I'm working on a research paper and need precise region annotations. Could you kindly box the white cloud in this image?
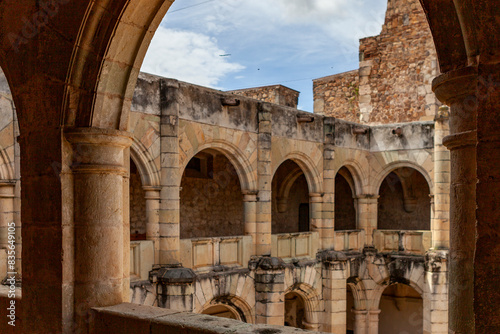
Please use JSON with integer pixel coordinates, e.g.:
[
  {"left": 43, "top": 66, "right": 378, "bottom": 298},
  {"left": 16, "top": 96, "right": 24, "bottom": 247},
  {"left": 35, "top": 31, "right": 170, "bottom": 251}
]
[{"left": 141, "top": 27, "right": 244, "bottom": 88}]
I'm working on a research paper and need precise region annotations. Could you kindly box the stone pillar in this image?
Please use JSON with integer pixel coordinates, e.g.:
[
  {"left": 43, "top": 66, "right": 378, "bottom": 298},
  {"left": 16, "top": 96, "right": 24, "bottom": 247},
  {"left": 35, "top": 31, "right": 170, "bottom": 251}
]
[
  {"left": 321, "top": 251, "right": 348, "bottom": 334},
  {"left": 153, "top": 267, "right": 196, "bottom": 312},
  {"left": 322, "top": 118, "right": 336, "bottom": 250},
  {"left": 144, "top": 186, "right": 161, "bottom": 264},
  {"left": 243, "top": 191, "right": 258, "bottom": 254},
  {"left": 357, "top": 195, "right": 378, "bottom": 246},
  {"left": 0, "top": 182, "right": 15, "bottom": 278},
  {"left": 353, "top": 309, "right": 368, "bottom": 334},
  {"left": 65, "top": 128, "right": 132, "bottom": 332},
  {"left": 254, "top": 256, "right": 286, "bottom": 325},
  {"left": 432, "top": 106, "right": 451, "bottom": 250},
  {"left": 475, "top": 62, "right": 500, "bottom": 333},
  {"left": 424, "top": 250, "right": 449, "bottom": 334},
  {"left": 159, "top": 79, "right": 180, "bottom": 264},
  {"left": 367, "top": 309, "right": 380, "bottom": 334},
  {"left": 433, "top": 66, "right": 477, "bottom": 334},
  {"left": 256, "top": 103, "right": 272, "bottom": 255},
  {"left": 309, "top": 192, "right": 323, "bottom": 237}
]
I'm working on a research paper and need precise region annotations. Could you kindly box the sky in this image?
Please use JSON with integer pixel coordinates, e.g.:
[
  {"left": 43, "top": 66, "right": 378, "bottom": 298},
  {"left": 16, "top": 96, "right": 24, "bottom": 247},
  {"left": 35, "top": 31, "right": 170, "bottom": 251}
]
[{"left": 141, "top": 0, "right": 388, "bottom": 112}]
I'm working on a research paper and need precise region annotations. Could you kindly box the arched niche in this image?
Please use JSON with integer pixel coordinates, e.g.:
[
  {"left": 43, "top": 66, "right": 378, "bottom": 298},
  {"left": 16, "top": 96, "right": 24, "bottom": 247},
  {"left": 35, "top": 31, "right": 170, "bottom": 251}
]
[
  {"left": 272, "top": 160, "right": 310, "bottom": 234},
  {"left": 180, "top": 149, "right": 244, "bottom": 239},
  {"left": 377, "top": 167, "right": 431, "bottom": 230},
  {"left": 335, "top": 167, "right": 357, "bottom": 230}
]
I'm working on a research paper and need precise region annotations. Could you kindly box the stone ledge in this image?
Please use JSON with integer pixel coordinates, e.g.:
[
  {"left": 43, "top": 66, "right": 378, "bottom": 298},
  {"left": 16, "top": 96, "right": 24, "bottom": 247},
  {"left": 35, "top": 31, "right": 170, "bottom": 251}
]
[{"left": 90, "top": 303, "right": 327, "bottom": 334}]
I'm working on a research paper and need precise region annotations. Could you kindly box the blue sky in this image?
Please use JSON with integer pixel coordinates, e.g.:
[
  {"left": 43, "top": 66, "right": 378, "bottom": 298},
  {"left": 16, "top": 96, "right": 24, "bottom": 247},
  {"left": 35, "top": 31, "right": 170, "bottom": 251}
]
[{"left": 141, "top": 0, "right": 388, "bottom": 112}]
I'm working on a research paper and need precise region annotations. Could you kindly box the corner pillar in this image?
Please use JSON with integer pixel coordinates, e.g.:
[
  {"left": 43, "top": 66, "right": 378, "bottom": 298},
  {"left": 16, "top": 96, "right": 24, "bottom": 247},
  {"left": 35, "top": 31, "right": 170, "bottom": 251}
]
[
  {"left": 433, "top": 66, "right": 477, "bottom": 334},
  {"left": 309, "top": 192, "right": 324, "bottom": 244}
]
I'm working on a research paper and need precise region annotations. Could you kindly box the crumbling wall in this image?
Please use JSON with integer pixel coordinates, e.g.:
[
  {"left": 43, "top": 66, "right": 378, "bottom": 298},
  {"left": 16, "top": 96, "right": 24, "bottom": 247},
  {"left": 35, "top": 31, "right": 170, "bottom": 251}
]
[
  {"left": 313, "top": 70, "right": 359, "bottom": 121},
  {"left": 180, "top": 153, "right": 244, "bottom": 238},
  {"left": 315, "top": 0, "right": 440, "bottom": 124},
  {"left": 229, "top": 85, "right": 300, "bottom": 109}
]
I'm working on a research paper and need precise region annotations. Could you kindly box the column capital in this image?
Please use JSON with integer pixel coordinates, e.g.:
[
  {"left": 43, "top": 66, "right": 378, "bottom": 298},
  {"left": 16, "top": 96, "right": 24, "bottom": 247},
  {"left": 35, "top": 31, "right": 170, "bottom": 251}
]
[
  {"left": 242, "top": 190, "right": 258, "bottom": 202},
  {"left": 432, "top": 66, "right": 478, "bottom": 105},
  {"left": 309, "top": 192, "right": 323, "bottom": 202},
  {"left": 0, "top": 182, "right": 15, "bottom": 198},
  {"left": 443, "top": 130, "right": 477, "bottom": 150},
  {"left": 143, "top": 186, "right": 161, "bottom": 199},
  {"left": 64, "top": 127, "right": 133, "bottom": 175}
]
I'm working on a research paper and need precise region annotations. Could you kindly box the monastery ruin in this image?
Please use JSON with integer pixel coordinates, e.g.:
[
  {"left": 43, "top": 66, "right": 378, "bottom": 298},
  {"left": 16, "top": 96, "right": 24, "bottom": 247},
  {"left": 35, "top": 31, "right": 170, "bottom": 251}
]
[{"left": 0, "top": 0, "right": 498, "bottom": 333}]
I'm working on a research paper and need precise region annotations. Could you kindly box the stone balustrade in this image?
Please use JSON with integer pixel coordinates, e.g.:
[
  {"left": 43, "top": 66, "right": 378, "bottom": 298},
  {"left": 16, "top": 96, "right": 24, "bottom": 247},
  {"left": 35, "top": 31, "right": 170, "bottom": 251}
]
[
  {"left": 333, "top": 229, "right": 365, "bottom": 251},
  {"left": 271, "top": 231, "right": 319, "bottom": 260},
  {"left": 180, "top": 235, "right": 252, "bottom": 271},
  {"left": 373, "top": 230, "right": 432, "bottom": 254}
]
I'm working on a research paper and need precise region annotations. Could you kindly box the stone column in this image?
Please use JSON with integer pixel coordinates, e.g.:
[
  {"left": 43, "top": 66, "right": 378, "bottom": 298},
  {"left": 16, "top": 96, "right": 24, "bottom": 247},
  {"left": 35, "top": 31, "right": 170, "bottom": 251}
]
[
  {"left": 243, "top": 191, "right": 258, "bottom": 254},
  {"left": 353, "top": 309, "right": 368, "bottom": 334},
  {"left": 144, "top": 186, "right": 161, "bottom": 264},
  {"left": 254, "top": 257, "right": 286, "bottom": 325},
  {"left": 159, "top": 79, "right": 180, "bottom": 264},
  {"left": 256, "top": 103, "right": 272, "bottom": 255},
  {"left": 367, "top": 309, "right": 380, "bottom": 334},
  {"left": 0, "top": 182, "right": 15, "bottom": 278},
  {"left": 65, "top": 127, "right": 132, "bottom": 331},
  {"left": 309, "top": 192, "right": 323, "bottom": 237},
  {"left": 432, "top": 106, "right": 451, "bottom": 249},
  {"left": 432, "top": 66, "right": 477, "bottom": 334},
  {"left": 357, "top": 195, "right": 378, "bottom": 246},
  {"left": 321, "top": 251, "right": 348, "bottom": 334}
]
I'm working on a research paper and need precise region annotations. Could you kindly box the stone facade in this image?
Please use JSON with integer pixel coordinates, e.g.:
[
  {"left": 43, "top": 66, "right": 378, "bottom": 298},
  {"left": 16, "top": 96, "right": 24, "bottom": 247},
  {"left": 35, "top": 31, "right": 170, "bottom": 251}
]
[
  {"left": 120, "top": 73, "right": 448, "bottom": 333},
  {"left": 313, "top": 0, "right": 441, "bottom": 124}
]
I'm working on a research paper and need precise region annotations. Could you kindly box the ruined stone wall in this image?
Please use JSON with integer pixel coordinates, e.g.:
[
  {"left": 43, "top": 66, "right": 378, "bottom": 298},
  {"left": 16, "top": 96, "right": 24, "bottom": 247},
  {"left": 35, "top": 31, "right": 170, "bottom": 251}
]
[
  {"left": 313, "top": 70, "right": 359, "bottom": 122},
  {"left": 314, "top": 0, "right": 440, "bottom": 124},
  {"left": 180, "top": 153, "right": 244, "bottom": 239},
  {"left": 229, "top": 85, "right": 300, "bottom": 109}
]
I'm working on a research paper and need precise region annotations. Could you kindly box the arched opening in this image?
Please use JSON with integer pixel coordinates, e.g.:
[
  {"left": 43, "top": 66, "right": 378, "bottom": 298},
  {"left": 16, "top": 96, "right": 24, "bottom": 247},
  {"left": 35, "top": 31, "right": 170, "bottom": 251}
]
[
  {"left": 202, "top": 304, "right": 241, "bottom": 321},
  {"left": 272, "top": 160, "right": 310, "bottom": 234},
  {"left": 284, "top": 291, "right": 306, "bottom": 329},
  {"left": 180, "top": 149, "right": 244, "bottom": 238},
  {"left": 379, "top": 283, "right": 423, "bottom": 334},
  {"left": 378, "top": 167, "right": 431, "bottom": 230},
  {"left": 346, "top": 285, "right": 355, "bottom": 334},
  {"left": 130, "top": 158, "right": 147, "bottom": 240},
  {"left": 335, "top": 167, "right": 357, "bottom": 230}
]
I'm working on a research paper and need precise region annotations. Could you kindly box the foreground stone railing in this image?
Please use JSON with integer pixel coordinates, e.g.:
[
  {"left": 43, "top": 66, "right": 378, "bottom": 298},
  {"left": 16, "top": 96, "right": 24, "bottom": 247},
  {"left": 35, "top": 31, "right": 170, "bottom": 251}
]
[
  {"left": 91, "top": 303, "right": 324, "bottom": 333},
  {"left": 373, "top": 230, "right": 431, "bottom": 254},
  {"left": 333, "top": 229, "right": 365, "bottom": 251},
  {"left": 130, "top": 240, "right": 154, "bottom": 281},
  {"left": 271, "top": 231, "right": 319, "bottom": 260},
  {"left": 180, "top": 235, "right": 252, "bottom": 271}
]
